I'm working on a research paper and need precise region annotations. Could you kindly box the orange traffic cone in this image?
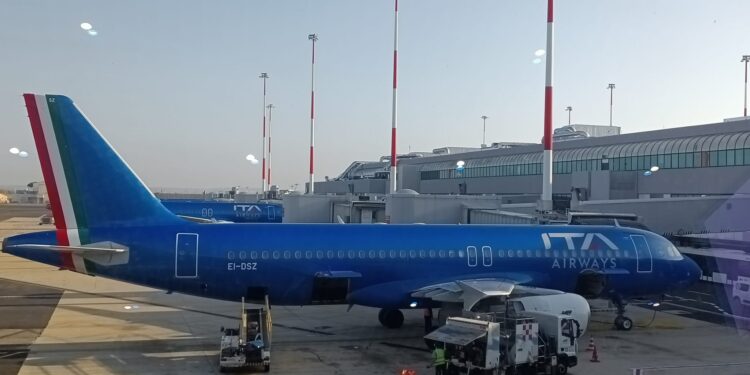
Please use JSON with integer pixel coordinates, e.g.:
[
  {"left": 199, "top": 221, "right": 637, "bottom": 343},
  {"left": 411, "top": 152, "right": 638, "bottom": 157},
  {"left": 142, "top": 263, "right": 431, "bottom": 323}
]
[
  {"left": 590, "top": 344, "right": 600, "bottom": 363},
  {"left": 586, "top": 337, "right": 595, "bottom": 351}
]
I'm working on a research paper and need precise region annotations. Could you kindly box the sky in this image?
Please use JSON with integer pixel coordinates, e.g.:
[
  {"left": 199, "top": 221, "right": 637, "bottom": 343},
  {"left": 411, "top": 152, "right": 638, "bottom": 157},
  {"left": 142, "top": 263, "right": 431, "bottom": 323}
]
[{"left": 1, "top": 0, "right": 749, "bottom": 192}]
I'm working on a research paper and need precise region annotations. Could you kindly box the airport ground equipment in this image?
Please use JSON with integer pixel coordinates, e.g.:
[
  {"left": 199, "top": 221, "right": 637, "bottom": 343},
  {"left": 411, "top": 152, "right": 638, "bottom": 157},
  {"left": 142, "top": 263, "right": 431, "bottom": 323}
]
[
  {"left": 425, "top": 310, "right": 581, "bottom": 375},
  {"left": 733, "top": 276, "right": 750, "bottom": 312},
  {"left": 219, "top": 297, "right": 272, "bottom": 372}
]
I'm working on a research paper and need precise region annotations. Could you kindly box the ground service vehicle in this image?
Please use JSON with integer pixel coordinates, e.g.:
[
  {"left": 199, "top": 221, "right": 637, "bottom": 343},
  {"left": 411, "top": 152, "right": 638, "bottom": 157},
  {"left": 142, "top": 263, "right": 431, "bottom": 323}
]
[
  {"left": 732, "top": 276, "right": 750, "bottom": 312},
  {"left": 425, "top": 310, "right": 582, "bottom": 375},
  {"left": 219, "top": 297, "right": 272, "bottom": 372}
]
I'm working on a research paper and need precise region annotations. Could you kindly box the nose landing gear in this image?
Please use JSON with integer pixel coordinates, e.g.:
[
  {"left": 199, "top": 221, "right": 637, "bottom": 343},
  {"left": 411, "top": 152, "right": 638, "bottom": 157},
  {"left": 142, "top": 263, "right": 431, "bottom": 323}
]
[{"left": 612, "top": 296, "right": 633, "bottom": 331}]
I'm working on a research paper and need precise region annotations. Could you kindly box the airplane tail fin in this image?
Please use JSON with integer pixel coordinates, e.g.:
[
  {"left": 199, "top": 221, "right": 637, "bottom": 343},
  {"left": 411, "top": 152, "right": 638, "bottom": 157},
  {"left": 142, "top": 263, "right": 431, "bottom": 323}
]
[{"left": 23, "top": 94, "right": 180, "bottom": 244}]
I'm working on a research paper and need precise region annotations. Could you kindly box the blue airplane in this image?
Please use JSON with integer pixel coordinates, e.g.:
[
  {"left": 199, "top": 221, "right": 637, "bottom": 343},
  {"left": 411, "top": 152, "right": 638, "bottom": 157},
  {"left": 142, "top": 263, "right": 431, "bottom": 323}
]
[
  {"left": 160, "top": 199, "right": 283, "bottom": 223},
  {"left": 3, "top": 94, "right": 701, "bottom": 332}
]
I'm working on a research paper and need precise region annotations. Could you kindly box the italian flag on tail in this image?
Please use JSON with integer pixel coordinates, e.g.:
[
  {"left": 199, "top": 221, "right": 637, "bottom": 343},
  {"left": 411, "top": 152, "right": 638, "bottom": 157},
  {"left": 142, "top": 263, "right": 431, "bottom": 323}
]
[{"left": 24, "top": 94, "right": 89, "bottom": 274}]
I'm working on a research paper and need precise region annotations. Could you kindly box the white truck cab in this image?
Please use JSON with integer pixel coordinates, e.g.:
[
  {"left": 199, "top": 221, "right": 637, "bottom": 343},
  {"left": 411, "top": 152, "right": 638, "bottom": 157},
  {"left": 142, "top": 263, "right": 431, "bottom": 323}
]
[{"left": 733, "top": 276, "right": 750, "bottom": 311}]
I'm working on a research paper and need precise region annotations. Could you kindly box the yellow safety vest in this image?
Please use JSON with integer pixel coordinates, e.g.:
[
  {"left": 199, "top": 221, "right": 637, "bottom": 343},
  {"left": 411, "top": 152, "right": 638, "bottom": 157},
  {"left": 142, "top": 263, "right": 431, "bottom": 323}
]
[{"left": 432, "top": 348, "right": 448, "bottom": 367}]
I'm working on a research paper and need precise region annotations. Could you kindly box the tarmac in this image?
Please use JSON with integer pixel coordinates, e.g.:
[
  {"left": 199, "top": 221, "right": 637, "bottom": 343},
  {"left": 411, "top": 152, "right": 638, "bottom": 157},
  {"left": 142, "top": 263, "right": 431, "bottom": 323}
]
[{"left": 1, "top": 205, "right": 749, "bottom": 375}]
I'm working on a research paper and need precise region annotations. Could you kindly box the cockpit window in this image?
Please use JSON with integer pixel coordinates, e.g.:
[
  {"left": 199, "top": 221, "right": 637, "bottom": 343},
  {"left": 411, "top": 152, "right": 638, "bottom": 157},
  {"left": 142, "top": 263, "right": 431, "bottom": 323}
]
[{"left": 653, "top": 239, "right": 683, "bottom": 260}]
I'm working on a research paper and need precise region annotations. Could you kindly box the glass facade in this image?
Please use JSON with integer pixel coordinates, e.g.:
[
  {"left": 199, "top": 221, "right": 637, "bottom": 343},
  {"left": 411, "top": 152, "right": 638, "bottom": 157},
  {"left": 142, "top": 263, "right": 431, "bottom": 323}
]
[{"left": 420, "top": 132, "right": 750, "bottom": 180}]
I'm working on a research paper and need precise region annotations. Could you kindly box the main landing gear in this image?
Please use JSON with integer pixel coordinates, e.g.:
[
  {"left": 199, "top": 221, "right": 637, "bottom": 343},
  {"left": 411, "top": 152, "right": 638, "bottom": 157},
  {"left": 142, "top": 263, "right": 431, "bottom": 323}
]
[
  {"left": 612, "top": 297, "right": 633, "bottom": 331},
  {"left": 378, "top": 309, "right": 404, "bottom": 329}
]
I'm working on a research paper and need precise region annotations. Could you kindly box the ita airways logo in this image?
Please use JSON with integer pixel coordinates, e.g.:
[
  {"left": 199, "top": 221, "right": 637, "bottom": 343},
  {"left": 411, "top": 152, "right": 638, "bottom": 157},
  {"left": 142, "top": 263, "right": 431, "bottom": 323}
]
[
  {"left": 541, "top": 233, "right": 619, "bottom": 251},
  {"left": 541, "top": 233, "right": 619, "bottom": 270}
]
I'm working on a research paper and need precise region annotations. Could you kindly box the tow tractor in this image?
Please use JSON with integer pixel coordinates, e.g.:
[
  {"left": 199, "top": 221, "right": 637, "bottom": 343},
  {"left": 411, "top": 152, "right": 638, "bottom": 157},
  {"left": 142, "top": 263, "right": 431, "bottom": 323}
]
[
  {"left": 219, "top": 296, "right": 272, "bottom": 373},
  {"left": 425, "top": 308, "right": 583, "bottom": 375}
]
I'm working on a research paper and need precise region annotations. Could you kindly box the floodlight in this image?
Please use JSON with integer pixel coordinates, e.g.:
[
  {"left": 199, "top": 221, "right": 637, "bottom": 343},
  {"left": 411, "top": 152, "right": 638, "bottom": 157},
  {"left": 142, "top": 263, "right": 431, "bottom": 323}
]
[
  {"left": 650, "top": 166, "right": 660, "bottom": 172},
  {"left": 18, "top": 151, "right": 29, "bottom": 158},
  {"left": 80, "top": 22, "right": 92, "bottom": 31},
  {"left": 534, "top": 49, "right": 546, "bottom": 57},
  {"left": 9, "top": 147, "right": 19, "bottom": 155}
]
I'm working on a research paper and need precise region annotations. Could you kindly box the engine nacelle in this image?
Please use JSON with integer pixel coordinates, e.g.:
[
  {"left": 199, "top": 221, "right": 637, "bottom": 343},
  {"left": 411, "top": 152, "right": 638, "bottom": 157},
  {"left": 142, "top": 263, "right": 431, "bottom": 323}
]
[{"left": 512, "top": 293, "right": 591, "bottom": 335}]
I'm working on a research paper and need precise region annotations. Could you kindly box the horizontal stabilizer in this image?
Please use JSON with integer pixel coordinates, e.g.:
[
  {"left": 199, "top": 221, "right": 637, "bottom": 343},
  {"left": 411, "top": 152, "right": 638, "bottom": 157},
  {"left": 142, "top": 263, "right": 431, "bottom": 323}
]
[
  {"left": 7, "top": 241, "right": 129, "bottom": 267},
  {"left": 8, "top": 243, "right": 126, "bottom": 254}
]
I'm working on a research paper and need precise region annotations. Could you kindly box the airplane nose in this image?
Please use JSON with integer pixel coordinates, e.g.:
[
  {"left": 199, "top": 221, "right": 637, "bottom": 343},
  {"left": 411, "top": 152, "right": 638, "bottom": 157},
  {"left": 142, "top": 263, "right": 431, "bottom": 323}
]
[{"left": 682, "top": 257, "right": 702, "bottom": 287}]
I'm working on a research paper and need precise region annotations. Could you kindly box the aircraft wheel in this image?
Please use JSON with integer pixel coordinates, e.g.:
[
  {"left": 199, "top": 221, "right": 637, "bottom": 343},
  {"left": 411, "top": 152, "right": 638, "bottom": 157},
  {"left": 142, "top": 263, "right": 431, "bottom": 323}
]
[
  {"left": 613, "top": 316, "right": 623, "bottom": 329},
  {"left": 556, "top": 363, "right": 568, "bottom": 375},
  {"left": 620, "top": 316, "right": 633, "bottom": 330},
  {"left": 378, "top": 309, "right": 387, "bottom": 325},
  {"left": 614, "top": 316, "right": 633, "bottom": 330},
  {"left": 379, "top": 309, "right": 404, "bottom": 329}
]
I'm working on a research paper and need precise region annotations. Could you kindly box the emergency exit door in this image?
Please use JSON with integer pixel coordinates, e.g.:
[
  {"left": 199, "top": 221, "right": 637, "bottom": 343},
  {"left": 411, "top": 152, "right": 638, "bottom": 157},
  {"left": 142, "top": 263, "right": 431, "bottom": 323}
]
[
  {"left": 631, "top": 235, "right": 653, "bottom": 273},
  {"left": 175, "top": 233, "right": 199, "bottom": 278}
]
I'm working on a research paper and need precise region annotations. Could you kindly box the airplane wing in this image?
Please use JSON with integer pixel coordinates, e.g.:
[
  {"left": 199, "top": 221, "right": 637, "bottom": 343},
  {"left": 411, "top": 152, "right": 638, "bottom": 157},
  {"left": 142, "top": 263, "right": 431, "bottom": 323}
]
[
  {"left": 176, "top": 215, "right": 232, "bottom": 224},
  {"left": 411, "top": 278, "right": 564, "bottom": 310}
]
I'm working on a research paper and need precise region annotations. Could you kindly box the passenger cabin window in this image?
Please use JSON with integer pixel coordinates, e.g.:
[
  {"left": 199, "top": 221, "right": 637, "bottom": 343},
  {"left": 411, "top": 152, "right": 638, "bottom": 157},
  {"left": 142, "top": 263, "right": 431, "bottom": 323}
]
[{"left": 467, "top": 246, "right": 478, "bottom": 266}]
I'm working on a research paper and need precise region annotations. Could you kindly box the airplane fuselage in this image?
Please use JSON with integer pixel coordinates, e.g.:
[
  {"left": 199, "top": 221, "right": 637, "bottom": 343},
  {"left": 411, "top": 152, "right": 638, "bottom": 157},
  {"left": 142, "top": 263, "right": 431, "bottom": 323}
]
[
  {"left": 160, "top": 200, "right": 283, "bottom": 223},
  {"left": 5, "top": 223, "right": 697, "bottom": 309}
]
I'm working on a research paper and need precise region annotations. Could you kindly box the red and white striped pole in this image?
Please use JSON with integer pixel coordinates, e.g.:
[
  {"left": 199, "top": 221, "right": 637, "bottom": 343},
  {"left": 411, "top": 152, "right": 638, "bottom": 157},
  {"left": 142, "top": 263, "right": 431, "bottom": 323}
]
[
  {"left": 540, "top": 0, "right": 554, "bottom": 212},
  {"left": 267, "top": 103, "right": 274, "bottom": 188},
  {"left": 259, "top": 73, "right": 269, "bottom": 194},
  {"left": 389, "top": 0, "right": 399, "bottom": 194},
  {"left": 308, "top": 34, "right": 318, "bottom": 194},
  {"left": 743, "top": 55, "right": 750, "bottom": 117}
]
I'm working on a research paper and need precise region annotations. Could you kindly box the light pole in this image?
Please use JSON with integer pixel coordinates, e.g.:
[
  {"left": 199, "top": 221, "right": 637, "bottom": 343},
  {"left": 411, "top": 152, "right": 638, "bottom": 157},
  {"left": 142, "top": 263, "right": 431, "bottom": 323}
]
[
  {"left": 259, "top": 73, "right": 269, "bottom": 193},
  {"left": 480, "top": 115, "right": 488, "bottom": 146},
  {"left": 742, "top": 55, "right": 750, "bottom": 117},
  {"left": 308, "top": 34, "right": 318, "bottom": 194},
  {"left": 607, "top": 83, "right": 615, "bottom": 126},
  {"left": 266, "top": 104, "right": 274, "bottom": 189},
  {"left": 389, "top": 0, "right": 399, "bottom": 194},
  {"left": 540, "top": 0, "right": 554, "bottom": 212},
  {"left": 565, "top": 106, "right": 572, "bottom": 125}
]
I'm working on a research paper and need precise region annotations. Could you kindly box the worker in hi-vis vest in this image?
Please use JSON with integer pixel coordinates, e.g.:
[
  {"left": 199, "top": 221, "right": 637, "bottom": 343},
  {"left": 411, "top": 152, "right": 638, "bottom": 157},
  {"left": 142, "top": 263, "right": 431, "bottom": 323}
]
[{"left": 429, "top": 344, "right": 448, "bottom": 375}]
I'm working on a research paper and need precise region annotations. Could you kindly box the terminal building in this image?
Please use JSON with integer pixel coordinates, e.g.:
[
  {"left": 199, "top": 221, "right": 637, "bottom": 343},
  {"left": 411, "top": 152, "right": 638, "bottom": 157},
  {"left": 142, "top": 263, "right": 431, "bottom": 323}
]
[{"left": 291, "top": 119, "right": 750, "bottom": 236}]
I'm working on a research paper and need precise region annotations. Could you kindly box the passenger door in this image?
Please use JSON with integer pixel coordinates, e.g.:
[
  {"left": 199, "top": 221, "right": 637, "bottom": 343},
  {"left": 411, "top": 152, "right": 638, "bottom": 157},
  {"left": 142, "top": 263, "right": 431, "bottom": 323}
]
[
  {"left": 630, "top": 235, "right": 653, "bottom": 273},
  {"left": 175, "top": 233, "right": 199, "bottom": 278}
]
